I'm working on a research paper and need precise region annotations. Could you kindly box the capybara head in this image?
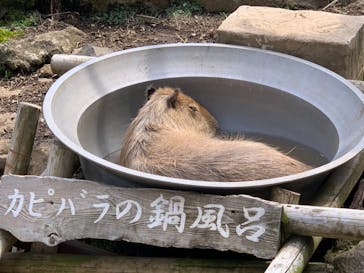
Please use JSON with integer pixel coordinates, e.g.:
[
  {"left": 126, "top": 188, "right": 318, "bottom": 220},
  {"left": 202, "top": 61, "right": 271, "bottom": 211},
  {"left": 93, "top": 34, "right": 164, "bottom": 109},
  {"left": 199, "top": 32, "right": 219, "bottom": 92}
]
[{"left": 143, "top": 86, "right": 218, "bottom": 135}]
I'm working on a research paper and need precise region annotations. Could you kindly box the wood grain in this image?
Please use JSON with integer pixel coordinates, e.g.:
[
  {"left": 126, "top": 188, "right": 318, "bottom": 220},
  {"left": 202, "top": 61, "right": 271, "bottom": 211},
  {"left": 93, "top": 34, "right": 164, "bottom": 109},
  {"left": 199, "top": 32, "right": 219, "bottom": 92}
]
[
  {"left": 284, "top": 205, "right": 364, "bottom": 240},
  {"left": 0, "top": 175, "right": 282, "bottom": 259},
  {"left": 3, "top": 102, "right": 40, "bottom": 175}
]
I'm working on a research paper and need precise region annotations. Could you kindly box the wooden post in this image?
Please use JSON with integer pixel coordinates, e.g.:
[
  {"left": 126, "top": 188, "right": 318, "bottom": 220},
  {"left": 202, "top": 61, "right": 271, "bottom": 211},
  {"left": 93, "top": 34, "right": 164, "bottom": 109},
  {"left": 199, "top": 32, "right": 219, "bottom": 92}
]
[
  {"left": 0, "top": 253, "right": 334, "bottom": 273},
  {"left": 0, "top": 102, "right": 41, "bottom": 259},
  {"left": 4, "top": 102, "right": 41, "bottom": 175},
  {"left": 271, "top": 187, "right": 301, "bottom": 243},
  {"left": 271, "top": 188, "right": 301, "bottom": 205},
  {"left": 265, "top": 150, "right": 364, "bottom": 273}
]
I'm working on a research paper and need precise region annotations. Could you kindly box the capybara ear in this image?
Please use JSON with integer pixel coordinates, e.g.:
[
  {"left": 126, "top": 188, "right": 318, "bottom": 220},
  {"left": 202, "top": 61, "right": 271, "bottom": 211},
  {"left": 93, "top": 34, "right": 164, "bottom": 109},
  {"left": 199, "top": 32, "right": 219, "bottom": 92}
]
[
  {"left": 166, "top": 89, "right": 179, "bottom": 108},
  {"left": 146, "top": 86, "right": 156, "bottom": 100}
]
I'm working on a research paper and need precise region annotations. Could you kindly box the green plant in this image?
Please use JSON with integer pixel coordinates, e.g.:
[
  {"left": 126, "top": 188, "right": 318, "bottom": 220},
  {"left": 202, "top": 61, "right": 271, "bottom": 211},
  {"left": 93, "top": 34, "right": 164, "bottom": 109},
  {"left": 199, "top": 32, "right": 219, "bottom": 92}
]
[
  {"left": 92, "top": 5, "right": 142, "bottom": 25},
  {"left": 0, "top": 27, "right": 23, "bottom": 43},
  {"left": 166, "top": 0, "right": 203, "bottom": 17},
  {"left": 0, "top": 9, "right": 40, "bottom": 28}
]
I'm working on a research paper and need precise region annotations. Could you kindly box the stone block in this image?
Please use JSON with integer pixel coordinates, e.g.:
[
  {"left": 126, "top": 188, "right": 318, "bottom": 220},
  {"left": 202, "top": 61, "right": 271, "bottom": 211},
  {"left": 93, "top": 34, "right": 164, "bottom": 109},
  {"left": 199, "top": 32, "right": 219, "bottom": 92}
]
[{"left": 217, "top": 6, "right": 364, "bottom": 79}]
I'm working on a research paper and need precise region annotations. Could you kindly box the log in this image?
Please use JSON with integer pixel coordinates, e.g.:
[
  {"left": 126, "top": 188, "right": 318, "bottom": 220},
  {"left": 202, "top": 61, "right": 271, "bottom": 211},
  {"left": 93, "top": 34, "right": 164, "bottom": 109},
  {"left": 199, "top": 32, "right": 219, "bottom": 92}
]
[
  {"left": 0, "top": 103, "right": 41, "bottom": 259},
  {"left": 283, "top": 205, "right": 364, "bottom": 240},
  {"left": 0, "top": 253, "right": 334, "bottom": 273},
  {"left": 3, "top": 103, "right": 41, "bottom": 175},
  {"left": 265, "top": 150, "right": 364, "bottom": 273},
  {"left": 51, "top": 54, "right": 94, "bottom": 75}
]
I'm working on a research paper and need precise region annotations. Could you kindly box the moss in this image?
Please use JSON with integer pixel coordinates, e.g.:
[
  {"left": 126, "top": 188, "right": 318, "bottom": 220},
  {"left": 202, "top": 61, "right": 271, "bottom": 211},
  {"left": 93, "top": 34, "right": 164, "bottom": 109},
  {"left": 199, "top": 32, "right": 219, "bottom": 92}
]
[
  {"left": 0, "top": 27, "right": 23, "bottom": 43},
  {"left": 281, "top": 212, "right": 290, "bottom": 225}
]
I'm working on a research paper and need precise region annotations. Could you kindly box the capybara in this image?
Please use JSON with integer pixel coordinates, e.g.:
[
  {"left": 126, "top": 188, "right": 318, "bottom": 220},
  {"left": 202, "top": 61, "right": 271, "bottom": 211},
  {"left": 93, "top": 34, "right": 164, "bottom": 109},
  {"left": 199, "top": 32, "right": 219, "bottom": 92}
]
[{"left": 119, "top": 86, "right": 311, "bottom": 181}]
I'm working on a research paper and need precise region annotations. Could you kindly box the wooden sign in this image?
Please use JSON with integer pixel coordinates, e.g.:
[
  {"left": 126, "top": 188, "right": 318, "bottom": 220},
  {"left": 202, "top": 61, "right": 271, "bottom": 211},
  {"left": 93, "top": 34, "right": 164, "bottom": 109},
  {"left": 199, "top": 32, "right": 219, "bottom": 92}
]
[{"left": 0, "top": 175, "right": 283, "bottom": 259}]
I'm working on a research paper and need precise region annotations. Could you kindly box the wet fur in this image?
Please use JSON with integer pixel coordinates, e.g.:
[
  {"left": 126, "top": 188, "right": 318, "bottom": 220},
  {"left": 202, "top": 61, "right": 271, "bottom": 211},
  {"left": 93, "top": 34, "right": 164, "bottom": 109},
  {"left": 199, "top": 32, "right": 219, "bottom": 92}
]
[{"left": 119, "top": 87, "right": 311, "bottom": 181}]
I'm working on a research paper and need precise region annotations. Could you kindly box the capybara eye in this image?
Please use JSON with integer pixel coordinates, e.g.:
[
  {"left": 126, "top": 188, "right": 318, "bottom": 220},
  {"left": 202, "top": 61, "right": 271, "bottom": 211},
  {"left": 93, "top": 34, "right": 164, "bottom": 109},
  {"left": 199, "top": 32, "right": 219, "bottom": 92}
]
[{"left": 189, "top": 105, "right": 198, "bottom": 112}]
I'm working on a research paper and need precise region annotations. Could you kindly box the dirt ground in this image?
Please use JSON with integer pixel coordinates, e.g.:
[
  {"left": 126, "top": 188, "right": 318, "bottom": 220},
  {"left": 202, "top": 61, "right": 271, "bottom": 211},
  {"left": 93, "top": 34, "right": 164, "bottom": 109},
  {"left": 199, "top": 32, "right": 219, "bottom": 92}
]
[
  {"left": 0, "top": 13, "right": 224, "bottom": 142},
  {"left": 0, "top": 0, "right": 364, "bottom": 166}
]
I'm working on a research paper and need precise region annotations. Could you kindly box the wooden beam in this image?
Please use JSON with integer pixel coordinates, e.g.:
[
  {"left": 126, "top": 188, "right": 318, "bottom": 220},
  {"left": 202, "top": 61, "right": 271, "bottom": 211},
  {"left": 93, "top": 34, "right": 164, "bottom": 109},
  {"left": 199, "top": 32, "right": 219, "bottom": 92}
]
[
  {"left": 283, "top": 205, "right": 364, "bottom": 240},
  {"left": 4, "top": 102, "right": 41, "bottom": 175},
  {"left": 0, "top": 253, "right": 334, "bottom": 273},
  {"left": 265, "top": 150, "right": 364, "bottom": 273}
]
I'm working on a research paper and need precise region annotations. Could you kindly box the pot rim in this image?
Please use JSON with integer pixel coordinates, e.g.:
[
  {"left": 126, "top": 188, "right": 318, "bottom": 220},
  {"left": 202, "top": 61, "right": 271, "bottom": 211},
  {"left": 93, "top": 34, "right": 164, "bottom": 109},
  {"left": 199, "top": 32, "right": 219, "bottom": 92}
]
[{"left": 43, "top": 43, "right": 364, "bottom": 189}]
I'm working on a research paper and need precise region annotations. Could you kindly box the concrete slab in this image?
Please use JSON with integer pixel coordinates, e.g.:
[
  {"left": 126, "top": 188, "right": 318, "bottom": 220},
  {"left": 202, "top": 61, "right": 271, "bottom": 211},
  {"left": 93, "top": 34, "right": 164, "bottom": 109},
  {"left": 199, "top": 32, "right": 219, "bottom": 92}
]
[{"left": 217, "top": 6, "right": 364, "bottom": 79}]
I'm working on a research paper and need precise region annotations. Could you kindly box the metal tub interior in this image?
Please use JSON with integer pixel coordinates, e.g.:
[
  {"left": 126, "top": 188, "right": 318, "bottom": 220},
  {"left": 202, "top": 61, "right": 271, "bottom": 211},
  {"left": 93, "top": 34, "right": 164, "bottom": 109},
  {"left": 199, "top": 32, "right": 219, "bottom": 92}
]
[{"left": 43, "top": 43, "right": 364, "bottom": 202}]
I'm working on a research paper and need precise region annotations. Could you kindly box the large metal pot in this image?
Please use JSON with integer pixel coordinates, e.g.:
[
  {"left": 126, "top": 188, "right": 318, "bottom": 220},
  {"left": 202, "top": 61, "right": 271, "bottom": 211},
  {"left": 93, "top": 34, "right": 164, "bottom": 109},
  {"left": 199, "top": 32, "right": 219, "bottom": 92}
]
[{"left": 43, "top": 43, "right": 364, "bottom": 201}]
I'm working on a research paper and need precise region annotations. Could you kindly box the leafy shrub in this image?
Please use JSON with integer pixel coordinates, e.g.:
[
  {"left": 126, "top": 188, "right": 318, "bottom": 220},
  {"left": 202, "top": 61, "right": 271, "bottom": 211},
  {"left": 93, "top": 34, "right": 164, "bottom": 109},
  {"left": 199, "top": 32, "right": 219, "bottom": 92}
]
[
  {"left": 166, "top": 0, "right": 203, "bottom": 17},
  {"left": 0, "top": 28, "right": 24, "bottom": 43}
]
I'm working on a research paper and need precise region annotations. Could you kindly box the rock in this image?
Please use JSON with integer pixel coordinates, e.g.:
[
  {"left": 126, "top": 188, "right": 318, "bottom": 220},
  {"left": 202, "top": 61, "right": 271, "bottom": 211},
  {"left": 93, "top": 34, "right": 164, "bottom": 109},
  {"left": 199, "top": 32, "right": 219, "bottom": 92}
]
[
  {"left": 38, "top": 64, "right": 54, "bottom": 78},
  {"left": 217, "top": 6, "right": 364, "bottom": 79},
  {"left": 325, "top": 240, "right": 364, "bottom": 273},
  {"left": 72, "top": 44, "right": 113, "bottom": 57},
  {"left": 197, "top": 0, "right": 330, "bottom": 12},
  {"left": 0, "top": 26, "right": 87, "bottom": 72}
]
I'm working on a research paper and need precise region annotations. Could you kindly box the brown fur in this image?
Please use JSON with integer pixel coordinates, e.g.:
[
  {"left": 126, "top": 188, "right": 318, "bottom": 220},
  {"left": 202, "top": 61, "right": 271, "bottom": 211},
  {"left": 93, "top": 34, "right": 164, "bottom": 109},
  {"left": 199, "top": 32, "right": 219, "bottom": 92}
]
[{"left": 119, "top": 87, "right": 311, "bottom": 181}]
